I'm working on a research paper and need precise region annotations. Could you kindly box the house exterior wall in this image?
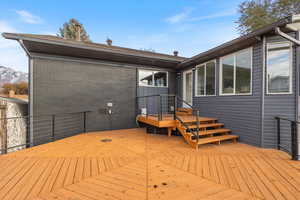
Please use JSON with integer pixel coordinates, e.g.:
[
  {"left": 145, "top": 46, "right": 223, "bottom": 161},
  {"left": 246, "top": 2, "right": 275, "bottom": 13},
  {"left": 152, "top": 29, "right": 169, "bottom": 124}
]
[
  {"left": 31, "top": 56, "right": 176, "bottom": 145},
  {"left": 263, "top": 34, "right": 297, "bottom": 148},
  {"left": 181, "top": 43, "right": 263, "bottom": 147},
  {"left": 179, "top": 32, "right": 298, "bottom": 149}
]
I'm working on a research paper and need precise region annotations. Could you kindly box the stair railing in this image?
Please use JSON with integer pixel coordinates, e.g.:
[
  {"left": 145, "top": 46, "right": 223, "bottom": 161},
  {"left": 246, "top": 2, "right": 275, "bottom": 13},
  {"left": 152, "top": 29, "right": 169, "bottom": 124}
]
[
  {"left": 175, "top": 96, "right": 200, "bottom": 144},
  {"left": 274, "top": 116, "right": 299, "bottom": 160}
]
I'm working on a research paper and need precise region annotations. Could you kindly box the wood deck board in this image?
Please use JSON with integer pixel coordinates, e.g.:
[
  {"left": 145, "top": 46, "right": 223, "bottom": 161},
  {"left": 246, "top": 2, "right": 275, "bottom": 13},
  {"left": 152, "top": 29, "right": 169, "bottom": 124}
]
[{"left": 0, "top": 128, "right": 299, "bottom": 200}]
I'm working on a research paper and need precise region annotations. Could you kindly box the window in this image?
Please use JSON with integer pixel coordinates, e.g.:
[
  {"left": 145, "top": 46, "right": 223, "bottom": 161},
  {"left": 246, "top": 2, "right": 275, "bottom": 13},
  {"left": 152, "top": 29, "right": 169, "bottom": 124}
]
[
  {"left": 267, "top": 42, "right": 292, "bottom": 94},
  {"left": 220, "top": 48, "right": 252, "bottom": 95},
  {"left": 138, "top": 70, "right": 168, "bottom": 87},
  {"left": 195, "top": 60, "right": 216, "bottom": 96}
]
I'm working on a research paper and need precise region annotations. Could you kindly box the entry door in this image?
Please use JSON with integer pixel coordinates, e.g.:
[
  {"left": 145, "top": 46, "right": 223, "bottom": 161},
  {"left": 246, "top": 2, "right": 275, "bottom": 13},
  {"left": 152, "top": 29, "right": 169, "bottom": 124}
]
[{"left": 183, "top": 70, "right": 193, "bottom": 107}]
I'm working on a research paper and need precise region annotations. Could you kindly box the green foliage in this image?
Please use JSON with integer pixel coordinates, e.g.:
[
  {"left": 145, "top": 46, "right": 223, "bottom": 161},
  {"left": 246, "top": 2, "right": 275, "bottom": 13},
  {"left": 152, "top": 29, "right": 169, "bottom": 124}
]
[
  {"left": 237, "top": 0, "right": 300, "bottom": 35},
  {"left": 58, "top": 18, "right": 91, "bottom": 42}
]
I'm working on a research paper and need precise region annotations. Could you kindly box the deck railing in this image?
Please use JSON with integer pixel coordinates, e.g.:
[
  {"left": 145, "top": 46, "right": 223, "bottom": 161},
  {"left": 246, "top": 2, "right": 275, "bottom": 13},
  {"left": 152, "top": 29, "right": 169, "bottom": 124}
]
[
  {"left": 274, "top": 116, "right": 299, "bottom": 160},
  {"left": 0, "top": 110, "right": 91, "bottom": 154},
  {"left": 136, "top": 94, "right": 177, "bottom": 121},
  {"left": 136, "top": 94, "right": 200, "bottom": 142}
]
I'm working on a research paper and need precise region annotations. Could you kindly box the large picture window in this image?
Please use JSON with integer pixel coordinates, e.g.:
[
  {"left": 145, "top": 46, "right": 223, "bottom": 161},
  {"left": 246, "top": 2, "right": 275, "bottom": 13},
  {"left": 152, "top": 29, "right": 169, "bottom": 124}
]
[
  {"left": 220, "top": 48, "right": 252, "bottom": 95},
  {"left": 267, "top": 42, "right": 292, "bottom": 94},
  {"left": 195, "top": 60, "right": 216, "bottom": 96},
  {"left": 138, "top": 70, "right": 168, "bottom": 87}
]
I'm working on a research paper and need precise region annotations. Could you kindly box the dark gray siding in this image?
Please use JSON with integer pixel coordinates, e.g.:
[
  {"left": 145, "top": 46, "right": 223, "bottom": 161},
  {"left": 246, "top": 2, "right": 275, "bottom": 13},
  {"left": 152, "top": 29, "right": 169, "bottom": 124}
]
[
  {"left": 263, "top": 34, "right": 297, "bottom": 148},
  {"left": 32, "top": 57, "right": 137, "bottom": 145},
  {"left": 186, "top": 43, "right": 263, "bottom": 147}
]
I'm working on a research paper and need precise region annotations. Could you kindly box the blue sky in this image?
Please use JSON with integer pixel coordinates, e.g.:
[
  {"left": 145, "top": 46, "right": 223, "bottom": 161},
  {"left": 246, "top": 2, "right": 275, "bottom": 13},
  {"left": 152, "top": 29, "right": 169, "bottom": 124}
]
[{"left": 0, "top": 0, "right": 244, "bottom": 72}]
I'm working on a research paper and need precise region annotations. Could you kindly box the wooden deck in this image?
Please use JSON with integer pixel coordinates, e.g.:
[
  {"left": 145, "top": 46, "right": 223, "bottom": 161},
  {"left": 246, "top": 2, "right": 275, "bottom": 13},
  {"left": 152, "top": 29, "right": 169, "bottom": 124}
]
[{"left": 1, "top": 128, "right": 300, "bottom": 200}]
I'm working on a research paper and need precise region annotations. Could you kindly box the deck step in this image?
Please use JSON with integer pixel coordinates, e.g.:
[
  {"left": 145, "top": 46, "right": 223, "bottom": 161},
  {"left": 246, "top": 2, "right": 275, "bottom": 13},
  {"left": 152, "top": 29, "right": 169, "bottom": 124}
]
[
  {"left": 188, "top": 123, "right": 224, "bottom": 129},
  {"left": 181, "top": 117, "right": 217, "bottom": 123},
  {"left": 189, "top": 129, "right": 231, "bottom": 139},
  {"left": 177, "top": 108, "right": 193, "bottom": 114},
  {"left": 197, "top": 134, "right": 238, "bottom": 145},
  {"left": 176, "top": 111, "right": 192, "bottom": 116}
]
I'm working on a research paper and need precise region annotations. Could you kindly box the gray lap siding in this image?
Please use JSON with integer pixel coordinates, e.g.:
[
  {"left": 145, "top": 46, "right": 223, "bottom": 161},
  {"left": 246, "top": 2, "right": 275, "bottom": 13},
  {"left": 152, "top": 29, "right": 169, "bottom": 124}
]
[{"left": 190, "top": 43, "right": 263, "bottom": 147}]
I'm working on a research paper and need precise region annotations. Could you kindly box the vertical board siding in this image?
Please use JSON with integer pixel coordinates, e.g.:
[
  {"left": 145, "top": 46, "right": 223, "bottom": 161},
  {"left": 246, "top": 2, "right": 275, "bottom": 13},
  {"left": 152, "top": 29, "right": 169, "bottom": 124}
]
[
  {"left": 263, "top": 33, "right": 297, "bottom": 148},
  {"left": 189, "top": 43, "right": 263, "bottom": 147},
  {"left": 32, "top": 57, "right": 137, "bottom": 145}
]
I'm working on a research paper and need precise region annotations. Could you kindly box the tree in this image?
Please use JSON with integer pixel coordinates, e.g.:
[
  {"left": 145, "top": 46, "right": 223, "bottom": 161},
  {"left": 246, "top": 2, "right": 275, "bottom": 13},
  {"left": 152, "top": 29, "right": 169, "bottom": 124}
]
[
  {"left": 237, "top": 0, "right": 300, "bottom": 35},
  {"left": 2, "top": 82, "right": 28, "bottom": 95},
  {"left": 58, "top": 18, "right": 91, "bottom": 42}
]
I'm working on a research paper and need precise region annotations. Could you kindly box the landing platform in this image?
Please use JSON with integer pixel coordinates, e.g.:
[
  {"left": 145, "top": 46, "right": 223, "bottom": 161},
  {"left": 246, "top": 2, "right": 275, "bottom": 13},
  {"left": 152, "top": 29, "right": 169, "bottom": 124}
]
[
  {"left": 0, "top": 128, "right": 299, "bottom": 200},
  {"left": 137, "top": 114, "right": 217, "bottom": 128}
]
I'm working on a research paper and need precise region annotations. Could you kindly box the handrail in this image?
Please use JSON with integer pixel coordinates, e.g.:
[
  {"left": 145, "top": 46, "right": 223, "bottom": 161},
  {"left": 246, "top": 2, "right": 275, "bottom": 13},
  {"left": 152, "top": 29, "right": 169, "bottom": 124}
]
[
  {"left": 274, "top": 116, "right": 299, "bottom": 160},
  {"left": 0, "top": 110, "right": 93, "bottom": 120},
  {"left": 176, "top": 115, "right": 195, "bottom": 136},
  {"left": 176, "top": 96, "right": 199, "bottom": 112},
  {"left": 0, "top": 110, "right": 91, "bottom": 155}
]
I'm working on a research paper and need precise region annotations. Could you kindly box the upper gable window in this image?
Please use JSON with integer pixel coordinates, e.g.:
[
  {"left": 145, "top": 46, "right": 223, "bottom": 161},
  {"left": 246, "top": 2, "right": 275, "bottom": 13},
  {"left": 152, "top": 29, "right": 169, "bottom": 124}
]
[
  {"left": 267, "top": 42, "right": 292, "bottom": 94},
  {"left": 220, "top": 48, "right": 252, "bottom": 95},
  {"left": 195, "top": 60, "right": 216, "bottom": 96},
  {"left": 138, "top": 70, "right": 168, "bottom": 87}
]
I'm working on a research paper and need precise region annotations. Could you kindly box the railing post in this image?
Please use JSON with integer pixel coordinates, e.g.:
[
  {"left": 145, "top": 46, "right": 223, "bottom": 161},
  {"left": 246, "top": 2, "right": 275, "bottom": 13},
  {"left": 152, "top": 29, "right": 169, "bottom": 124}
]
[
  {"left": 52, "top": 115, "right": 55, "bottom": 141},
  {"left": 196, "top": 110, "right": 200, "bottom": 149},
  {"left": 275, "top": 117, "right": 281, "bottom": 150},
  {"left": 145, "top": 97, "right": 148, "bottom": 119},
  {"left": 83, "top": 112, "right": 87, "bottom": 133},
  {"left": 173, "top": 95, "right": 177, "bottom": 120},
  {"left": 158, "top": 95, "right": 162, "bottom": 121},
  {"left": 291, "top": 121, "right": 299, "bottom": 160}
]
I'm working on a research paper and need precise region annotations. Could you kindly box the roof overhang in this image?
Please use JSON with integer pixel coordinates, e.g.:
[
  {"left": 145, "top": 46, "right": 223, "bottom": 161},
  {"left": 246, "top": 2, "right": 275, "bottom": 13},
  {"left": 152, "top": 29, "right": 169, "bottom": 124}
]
[{"left": 2, "top": 33, "right": 186, "bottom": 69}]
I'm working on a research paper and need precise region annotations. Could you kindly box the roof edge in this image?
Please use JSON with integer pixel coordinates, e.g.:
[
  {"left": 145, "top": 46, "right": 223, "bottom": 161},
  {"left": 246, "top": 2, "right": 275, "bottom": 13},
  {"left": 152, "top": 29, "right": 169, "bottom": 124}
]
[
  {"left": 2, "top": 32, "right": 187, "bottom": 63},
  {"left": 177, "top": 15, "right": 294, "bottom": 69}
]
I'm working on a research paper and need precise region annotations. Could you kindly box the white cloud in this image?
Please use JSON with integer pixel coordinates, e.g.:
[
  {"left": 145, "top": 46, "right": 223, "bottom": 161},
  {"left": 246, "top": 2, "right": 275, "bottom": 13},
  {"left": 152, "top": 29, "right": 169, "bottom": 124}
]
[
  {"left": 0, "top": 20, "right": 27, "bottom": 72},
  {"left": 16, "top": 10, "right": 43, "bottom": 24},
  {"left": 165, "top": 7, "right": 193, "bottom": 24},
  {"left": 165, "top": 8, "right": 236, "bottom": 25},
  {"left": 188, "top": 10, "right": 237, "bottom": 22}
]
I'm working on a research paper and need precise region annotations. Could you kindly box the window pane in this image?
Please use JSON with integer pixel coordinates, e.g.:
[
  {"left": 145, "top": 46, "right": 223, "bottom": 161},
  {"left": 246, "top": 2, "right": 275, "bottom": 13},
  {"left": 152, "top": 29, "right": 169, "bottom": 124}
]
[
  {"left": 206, "top": 62, "right": 215, "bottom": 95},
  {"left": 139, "top": 70, "right": 153, "bottom": 86},
  {"left": 154, "top": 71, "right": 167, "bottom": 87},
  {"left": 236, "top": 49, "right": 251, "bottom": 94},
  {"left": 222, "top": 55, "right": 234, "bottom": 94},
  {"left": 267, "top": 43, "right": 291, "bottom": 93},
  {"left": 196, "top": 65, "right": 205, "bottom": 95}
]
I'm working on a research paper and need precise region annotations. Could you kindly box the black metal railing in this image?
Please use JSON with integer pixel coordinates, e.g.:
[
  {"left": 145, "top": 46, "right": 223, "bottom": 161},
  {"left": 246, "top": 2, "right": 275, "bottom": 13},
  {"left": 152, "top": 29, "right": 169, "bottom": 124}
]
[
  {"left": 136, "top": 94, "right": 177, "bottom": 121},
  {"left": 274, "top": 116, "right": 299, "bottom": 160},
  {"left": 176, "top": 96, "right": 200, "bottom": 144},
  {"left": 136, "top": 94, "right": 200, "bottom": 143},
  {"left": 0, "top": 110, "right": 91, "bottom": 155}
]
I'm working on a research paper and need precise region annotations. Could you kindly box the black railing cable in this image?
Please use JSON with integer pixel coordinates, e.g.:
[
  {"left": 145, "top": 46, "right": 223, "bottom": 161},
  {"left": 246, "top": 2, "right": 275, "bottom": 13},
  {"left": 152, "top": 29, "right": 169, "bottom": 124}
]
[{"left": 275, "top": 116, "right": 299, "bottom": 160}]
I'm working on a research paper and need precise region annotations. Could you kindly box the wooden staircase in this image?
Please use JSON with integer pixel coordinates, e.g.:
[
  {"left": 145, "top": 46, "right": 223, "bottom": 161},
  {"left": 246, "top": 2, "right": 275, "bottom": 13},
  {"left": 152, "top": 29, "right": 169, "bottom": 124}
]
[{"left": 175, "top": 108, "right": 238, "bottom": 149}]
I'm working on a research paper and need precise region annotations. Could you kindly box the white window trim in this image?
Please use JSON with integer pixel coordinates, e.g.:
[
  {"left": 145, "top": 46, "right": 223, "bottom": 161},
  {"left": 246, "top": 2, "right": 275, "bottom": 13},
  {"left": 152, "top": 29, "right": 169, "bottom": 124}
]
[
  {"left": 183, "top": 69, "right": 193, "bottom": 106},
  {"left": 195, "top": 60, "right": 217, "bottom": 97},
  {"left": 219, "top": 47, "right": 253, "bottom": 96},
  {"left": 266, "top": 42, "right": 293, "bottom": 95},
  {"left": 138, "top": 69, "right": 168, "bottom": 88}
]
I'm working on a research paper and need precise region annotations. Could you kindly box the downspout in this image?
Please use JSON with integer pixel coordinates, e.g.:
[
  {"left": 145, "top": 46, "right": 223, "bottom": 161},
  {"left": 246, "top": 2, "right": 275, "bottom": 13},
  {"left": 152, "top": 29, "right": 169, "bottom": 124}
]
[
  {"left": 18, "top": 40, "right": 34, "bottom": 147},
  {"left": 296, "top": 31, "right": 300, "bottom": 159},
  {"left": 261, "top": 36, "right": 266, "bottom": 147}
]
